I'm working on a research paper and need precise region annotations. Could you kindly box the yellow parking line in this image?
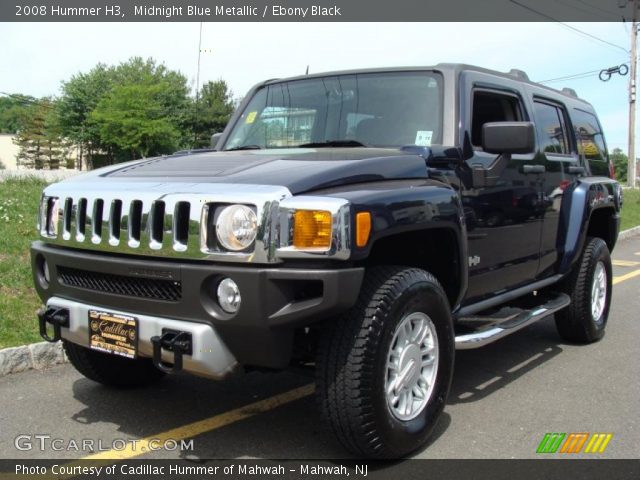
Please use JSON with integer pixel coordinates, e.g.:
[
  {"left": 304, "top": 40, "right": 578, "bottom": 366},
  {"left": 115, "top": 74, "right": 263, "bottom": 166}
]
[
  {"left": 84, "top": 383, "right": 315, "bottom": 460},
  {"left": 613, "top": 269, "right": 640, "bottom": 285},
  {"left": 0, "top": 384, "right": 315, "bottom": 480},
  {"left": 612, "top": 260, "right": 640, "bottom": 267}
]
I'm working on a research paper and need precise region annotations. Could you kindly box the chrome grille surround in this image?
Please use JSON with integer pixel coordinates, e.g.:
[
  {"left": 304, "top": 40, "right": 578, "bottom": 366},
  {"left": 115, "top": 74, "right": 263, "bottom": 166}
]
[
  {"left": 39, "top": 182, "right": 292, "bottom": 263},
  {"left": 39, "top": 181, "right": 353, "bottom": 263}
]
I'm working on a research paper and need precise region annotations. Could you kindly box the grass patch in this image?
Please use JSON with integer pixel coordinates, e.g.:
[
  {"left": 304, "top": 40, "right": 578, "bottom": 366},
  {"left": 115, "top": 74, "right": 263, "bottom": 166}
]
[
  {"left": 0, "top": 177, "right": 640, "bottom": 349},
  {"left": 0, "top": 177, "right": 47, "bottom": 348},
  {"left": 621, "top": 188, "right": 640, "bottom": 231}
]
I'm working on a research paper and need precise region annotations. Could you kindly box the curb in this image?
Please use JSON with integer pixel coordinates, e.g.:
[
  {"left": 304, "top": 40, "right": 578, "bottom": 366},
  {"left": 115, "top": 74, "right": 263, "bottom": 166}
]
[
  {"left": 1, "top": 225, "right": 639, "bottom": 378},
  {"left": 0, "top": 342, "right": 67, "bottom": 377},
  {"left": 618, "top": 225, "right": 640, "bottom": 241}
]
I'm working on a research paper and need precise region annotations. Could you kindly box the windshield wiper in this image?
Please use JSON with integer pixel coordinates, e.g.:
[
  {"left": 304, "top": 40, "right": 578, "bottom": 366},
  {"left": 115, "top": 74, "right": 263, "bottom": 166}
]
[
  {"left": 224, "top": 144, "right": 262, "bottom": 151},
  {"left": 298, "top": 139, "right": 367, "bottom": 148}
]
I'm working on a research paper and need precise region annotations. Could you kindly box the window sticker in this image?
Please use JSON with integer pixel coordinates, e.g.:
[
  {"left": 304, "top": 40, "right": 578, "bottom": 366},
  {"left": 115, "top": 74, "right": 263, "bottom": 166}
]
[
  {"left": 415, "top": 130, "right": 433, "bottom": 146},
  {"left": 245, "top": 111, "right": 258, "bottom": 124}
]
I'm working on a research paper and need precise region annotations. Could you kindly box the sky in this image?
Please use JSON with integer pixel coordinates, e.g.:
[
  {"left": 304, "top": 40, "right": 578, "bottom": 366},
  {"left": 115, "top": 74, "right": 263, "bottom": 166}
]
[{"left": 0, "top": 22, "right": 634, "bottom": 152}]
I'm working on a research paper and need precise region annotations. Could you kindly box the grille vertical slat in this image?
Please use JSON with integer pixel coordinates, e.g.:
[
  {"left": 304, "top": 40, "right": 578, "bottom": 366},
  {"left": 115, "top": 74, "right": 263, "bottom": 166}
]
[
  {"left": 109, "top": 200, "right": 122, "bottom": 246},
  {"left": 173, "top": 202, "right": 191, "bottom": 252},
  {"left": 92, "top": 199, "right": 104, "bottom": 243},
  {"left": 149, "top": 200, "right": 165, "bottom": 249},
  {"left": 76, "top": 198, "right": 87, "bottom": 241},
  {"left": 63, "top": 198, "right": 72, "bottom": 240},
  {"left": 128, "top": 200, "right": 143, "bottom": 248}
]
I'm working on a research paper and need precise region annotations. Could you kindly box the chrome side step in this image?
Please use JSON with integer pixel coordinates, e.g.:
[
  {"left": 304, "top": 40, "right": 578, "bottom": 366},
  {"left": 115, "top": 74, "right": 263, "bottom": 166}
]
[{"left": 454, "top": 293, "right": 570, "bottom": 350}]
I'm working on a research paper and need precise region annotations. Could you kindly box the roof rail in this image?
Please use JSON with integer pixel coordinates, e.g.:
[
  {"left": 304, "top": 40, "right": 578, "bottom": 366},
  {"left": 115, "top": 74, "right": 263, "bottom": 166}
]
[
  {"left": 562, "top": 87, "right": 578, "bottom": 98},
  {"left": 508, "top": 69, "right": 530, "bottom": 81}
]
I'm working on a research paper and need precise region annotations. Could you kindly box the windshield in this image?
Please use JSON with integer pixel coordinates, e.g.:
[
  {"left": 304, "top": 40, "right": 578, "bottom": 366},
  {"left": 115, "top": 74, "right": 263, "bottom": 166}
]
[{"left": 223, "top": 71, "right": 443, "bottom": 150}]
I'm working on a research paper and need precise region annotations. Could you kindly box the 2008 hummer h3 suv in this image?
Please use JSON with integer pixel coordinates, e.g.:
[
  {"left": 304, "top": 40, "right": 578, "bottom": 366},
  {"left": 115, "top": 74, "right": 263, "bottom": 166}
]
[{"left": 32, "top": 64, "right": 621, "bottom": 458}]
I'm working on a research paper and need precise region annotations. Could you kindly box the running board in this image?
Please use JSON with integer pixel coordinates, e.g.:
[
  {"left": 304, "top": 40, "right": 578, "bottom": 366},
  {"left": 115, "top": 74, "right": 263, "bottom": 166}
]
[{"left": 454, "top": 293, "right": 570, "bottom": 350}]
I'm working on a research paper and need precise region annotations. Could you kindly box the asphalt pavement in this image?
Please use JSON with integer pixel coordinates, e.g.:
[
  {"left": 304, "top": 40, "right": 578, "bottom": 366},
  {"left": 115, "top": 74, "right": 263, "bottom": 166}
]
[{"left": 1, "top": 238, "right": 639, "bottom": 461}]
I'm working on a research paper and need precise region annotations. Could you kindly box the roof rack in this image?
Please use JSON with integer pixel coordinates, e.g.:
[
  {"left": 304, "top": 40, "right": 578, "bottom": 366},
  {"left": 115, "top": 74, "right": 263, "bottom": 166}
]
[
  {"left": 562, "top": 87, "right": 578, "bottom": 98},
  {"left": 507, "top": 69, "right": 530, "bottom": 81}
]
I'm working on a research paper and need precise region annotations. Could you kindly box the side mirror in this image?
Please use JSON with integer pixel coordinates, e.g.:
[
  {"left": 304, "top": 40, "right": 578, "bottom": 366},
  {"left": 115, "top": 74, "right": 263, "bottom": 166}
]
[
  {"left": 482, "top": 122, "right": 535, "bottom": 154},
  {"left": 211, "top": 132, "right": 223, "bottom": 149}
]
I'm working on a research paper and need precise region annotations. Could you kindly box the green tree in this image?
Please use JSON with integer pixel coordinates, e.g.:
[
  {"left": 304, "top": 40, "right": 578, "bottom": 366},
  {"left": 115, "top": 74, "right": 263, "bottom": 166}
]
[
  {"left": 0, "top": 95, "right": 34, "bottom": 133},
  {"left": 58, "top": 57, "right": 191, "bottom": 165},
  {"left": 90, "top": 83, "right": 181, "bottom": 159},
  {"left": 57, "top": 63, "right": 113, "bottom": 169},
  {"left": 14, "top": 98, "right": 68, "bottom": 170},
  {"left": 611, "top": 147, "right": 628, "bottom": 183},
  {"left": 192, "top": 80, "right": 235, "bottom": 148}
]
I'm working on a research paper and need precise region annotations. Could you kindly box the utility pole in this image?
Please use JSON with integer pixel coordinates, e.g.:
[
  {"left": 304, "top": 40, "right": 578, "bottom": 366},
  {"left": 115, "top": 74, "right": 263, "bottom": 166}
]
[
  {"left": 626, "top": 0, "right": 638, "bottom": 187},
  {"left": 194, "top": 21, "right": 203, "bottom": 147}
]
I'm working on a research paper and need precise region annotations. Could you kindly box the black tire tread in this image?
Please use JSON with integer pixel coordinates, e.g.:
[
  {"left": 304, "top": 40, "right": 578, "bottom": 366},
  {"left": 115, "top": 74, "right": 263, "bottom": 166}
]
[
  {"left": 555, "top": 236, "right": 611, "bottom": 343},
  {"left": 317, "top": 266, "right": 447, "bottom": 457}
]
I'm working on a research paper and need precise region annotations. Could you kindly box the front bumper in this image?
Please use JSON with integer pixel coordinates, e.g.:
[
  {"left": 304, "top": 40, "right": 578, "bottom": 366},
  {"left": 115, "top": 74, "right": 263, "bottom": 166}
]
[{"left": 31, "top": 241, "right": 364, "bottom": 372}]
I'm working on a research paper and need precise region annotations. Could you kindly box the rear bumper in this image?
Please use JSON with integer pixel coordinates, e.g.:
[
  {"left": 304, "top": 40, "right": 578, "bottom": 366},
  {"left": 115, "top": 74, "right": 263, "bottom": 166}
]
[{"left": 31, "top": 241, "right": 364, "bottom": 370}]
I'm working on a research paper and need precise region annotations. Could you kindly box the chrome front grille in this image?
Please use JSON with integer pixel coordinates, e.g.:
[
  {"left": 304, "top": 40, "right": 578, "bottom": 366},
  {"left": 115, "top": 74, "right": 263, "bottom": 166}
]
[{"left": 39, "top": 182, "right": 292, "bottom": 263}]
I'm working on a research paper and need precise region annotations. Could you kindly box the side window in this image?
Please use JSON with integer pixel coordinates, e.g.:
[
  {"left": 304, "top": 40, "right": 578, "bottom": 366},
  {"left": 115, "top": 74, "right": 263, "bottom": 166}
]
[
  {"left": 471, "top": 90, "right": 523, "bottom": 148},
  {"left": 533, "top": 101, "right": 570, "bottom": 155},
  {"left": 571, "top": 108, "right": 610, "bottom": 176}
]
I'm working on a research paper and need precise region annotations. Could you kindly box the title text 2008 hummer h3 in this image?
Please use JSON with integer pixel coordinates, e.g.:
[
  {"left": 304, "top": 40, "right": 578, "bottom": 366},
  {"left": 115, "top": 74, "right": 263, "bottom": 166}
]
[{"left": 32, "top": 64, "right": 621, "bottom": 458}]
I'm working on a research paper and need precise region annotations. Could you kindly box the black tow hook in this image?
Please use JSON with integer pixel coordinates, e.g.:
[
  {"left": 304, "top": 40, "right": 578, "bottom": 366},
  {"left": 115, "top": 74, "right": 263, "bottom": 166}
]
[
  {"left": 38, "top": 307, "right": 70, "bottom": 343},
  {"left": 150, "top": 329, "right": 193, "bottom": 374}
]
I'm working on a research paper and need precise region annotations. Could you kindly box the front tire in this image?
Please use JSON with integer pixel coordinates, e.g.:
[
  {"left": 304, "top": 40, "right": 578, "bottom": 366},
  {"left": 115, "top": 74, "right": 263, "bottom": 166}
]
[
  {"left": 555, "top": 237, "right": 612, "bottom": 343},
  {"left": 64, "top": 340, "right": 165, "bottom": 388},
  {"left": 316, "top": 267, "right": 454, "bottom": 458}
]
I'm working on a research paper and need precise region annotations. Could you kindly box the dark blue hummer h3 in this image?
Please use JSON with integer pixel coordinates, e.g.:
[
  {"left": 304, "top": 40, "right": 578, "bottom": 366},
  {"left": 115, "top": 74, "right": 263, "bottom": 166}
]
[{"left": 32, "top": 64, "right": 621, "bottom": 458}]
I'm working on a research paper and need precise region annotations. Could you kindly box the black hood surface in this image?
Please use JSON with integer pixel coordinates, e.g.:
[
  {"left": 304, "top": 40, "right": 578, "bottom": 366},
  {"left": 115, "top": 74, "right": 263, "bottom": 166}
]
[{"left": 98, "top": 148, "right": 428, "bottom": 194}]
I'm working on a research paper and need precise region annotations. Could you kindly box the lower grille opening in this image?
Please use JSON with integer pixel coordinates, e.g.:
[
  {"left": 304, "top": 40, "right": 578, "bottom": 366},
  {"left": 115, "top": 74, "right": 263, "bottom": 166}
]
[{"left": 57, "top": 266, "right": 182, "bottom": 302}]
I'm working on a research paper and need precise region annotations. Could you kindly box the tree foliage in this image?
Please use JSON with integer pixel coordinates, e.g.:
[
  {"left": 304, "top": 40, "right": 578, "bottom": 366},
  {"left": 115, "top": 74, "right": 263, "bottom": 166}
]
[
  {"left": 0, "top": 95, "right": 34, "bottom": 134},
  {"left": 8, "top": 56, "right": 238, "bottom": 169},
  {"left": 192, "top": 80, "right": 235, "bottom": 148},
  {"left": 13, "top": 98, "right": 69, "bottom": 170},
  {"left": 611, "top": 147, "right": 628, "bottom": 183}
]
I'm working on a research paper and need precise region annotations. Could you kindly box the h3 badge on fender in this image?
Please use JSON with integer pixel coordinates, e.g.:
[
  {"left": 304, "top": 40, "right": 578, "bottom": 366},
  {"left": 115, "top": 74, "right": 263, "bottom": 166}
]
[{"left": 88, "top": 310, "right": 138, "bottom": 359}]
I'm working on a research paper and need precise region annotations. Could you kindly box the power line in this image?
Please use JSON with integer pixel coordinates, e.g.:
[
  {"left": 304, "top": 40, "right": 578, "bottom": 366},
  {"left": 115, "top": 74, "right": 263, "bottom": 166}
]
[
  {"left": 509, "top": 0, "right": 628, "bottom": 53},
  {"left": 538, "top": 69, "right": 602, "bottom": 84},
  {"left": 0, "top": 91, "right": 54, "bottom": 108}
]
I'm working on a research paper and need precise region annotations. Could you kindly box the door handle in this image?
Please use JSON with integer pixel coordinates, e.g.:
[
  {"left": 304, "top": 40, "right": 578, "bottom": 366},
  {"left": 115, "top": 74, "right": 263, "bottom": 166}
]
[
  {"left": 568, "top": 165, "right": 585, "bottom": 174},
  {"left": 522, "top": 164, "right": 546, "bottom": 174}
]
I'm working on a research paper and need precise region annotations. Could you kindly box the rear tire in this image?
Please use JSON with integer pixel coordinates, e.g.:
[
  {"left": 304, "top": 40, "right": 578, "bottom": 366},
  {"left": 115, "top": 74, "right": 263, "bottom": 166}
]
[
  {"left": 555, "top": 237, "right": 612, "bottom": 343},
  {"left": 63, "top": 340, "right": 165, "bottom": 388},
  {"left": 316, "top": 266, "right": 454, "bottom": 458}
]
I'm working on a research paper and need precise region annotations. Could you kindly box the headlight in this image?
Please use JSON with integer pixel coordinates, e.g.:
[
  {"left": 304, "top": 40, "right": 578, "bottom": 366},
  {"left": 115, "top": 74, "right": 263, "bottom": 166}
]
[{"left": 215, "top": 204, "right": 258, "bottom": 251}]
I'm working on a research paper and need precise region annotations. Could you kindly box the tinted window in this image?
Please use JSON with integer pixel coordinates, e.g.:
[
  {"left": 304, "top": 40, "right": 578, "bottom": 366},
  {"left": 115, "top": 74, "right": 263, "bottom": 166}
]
[
  {"left": 533, "top": 101, "right": 569, "bottom": 155},
  {"left": 225, "top": 72, "right": 443, "bottom": 149},
  {"left": 471, "top": 91, "right": 522, "bottom": 147},
  {"left": 572, "top": 108, "right": 610, "bottom": 176}
]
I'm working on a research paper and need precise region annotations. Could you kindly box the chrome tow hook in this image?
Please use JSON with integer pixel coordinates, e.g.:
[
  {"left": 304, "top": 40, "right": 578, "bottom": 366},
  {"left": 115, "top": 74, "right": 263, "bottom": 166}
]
[
  {"left": 150, "top": 330, "right": 193, "bottom": 374},
  {"left": 37, "top": 307, "right": 70, "bottom": 343}
]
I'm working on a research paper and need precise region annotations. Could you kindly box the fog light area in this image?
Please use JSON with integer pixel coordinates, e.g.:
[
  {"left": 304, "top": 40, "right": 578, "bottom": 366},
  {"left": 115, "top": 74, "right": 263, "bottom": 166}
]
[{"left": 217, "top": 278, "right": 241, "bottom": 313}]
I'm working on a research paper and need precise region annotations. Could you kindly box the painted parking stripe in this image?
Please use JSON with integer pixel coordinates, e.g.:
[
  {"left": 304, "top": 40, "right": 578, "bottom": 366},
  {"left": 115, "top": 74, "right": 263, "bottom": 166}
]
[
  {"left": 0, "top": 384, "right": 316, "bottom": 480},
  {"left": 612, "top": 260, "right": 640, "bottom": 267},
  {"left": 83, "top": 383, "right": 315, "bottom": 460},
  {"left": 613, "top": 269, "right": 640, "bottom": 285}
]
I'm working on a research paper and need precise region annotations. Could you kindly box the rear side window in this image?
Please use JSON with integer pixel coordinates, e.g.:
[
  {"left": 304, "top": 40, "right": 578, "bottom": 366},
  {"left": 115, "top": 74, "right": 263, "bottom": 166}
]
[
  {"left": 571, "top": 108, "right": 610, "bottom": 176},
  {"left": 471, "top": 91, "right": 523, "bottom": 147},
  {"left": 533, "top": 101, "right": 570, "bottom": 155}
]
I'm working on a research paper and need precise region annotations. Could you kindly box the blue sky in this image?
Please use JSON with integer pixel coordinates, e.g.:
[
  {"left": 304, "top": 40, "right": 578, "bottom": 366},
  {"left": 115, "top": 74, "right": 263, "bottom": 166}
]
[{"left": 0, "top": 22, "right": 633, "bottom": 152}]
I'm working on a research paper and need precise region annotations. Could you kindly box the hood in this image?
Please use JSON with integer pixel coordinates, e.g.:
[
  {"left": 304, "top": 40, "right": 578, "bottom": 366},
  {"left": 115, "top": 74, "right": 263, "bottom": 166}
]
[{"left": 67, "top": 148, "right": 428, "bottom": 194}]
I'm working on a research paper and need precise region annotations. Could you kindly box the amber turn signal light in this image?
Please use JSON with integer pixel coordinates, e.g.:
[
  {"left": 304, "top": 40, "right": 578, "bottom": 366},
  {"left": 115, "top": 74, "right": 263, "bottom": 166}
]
[
  {"left": 293, "top": 210, "right": 332, "bottom": 248},
  {"left": 356, "top": 212, "right": 371, "bottom": 247}
]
